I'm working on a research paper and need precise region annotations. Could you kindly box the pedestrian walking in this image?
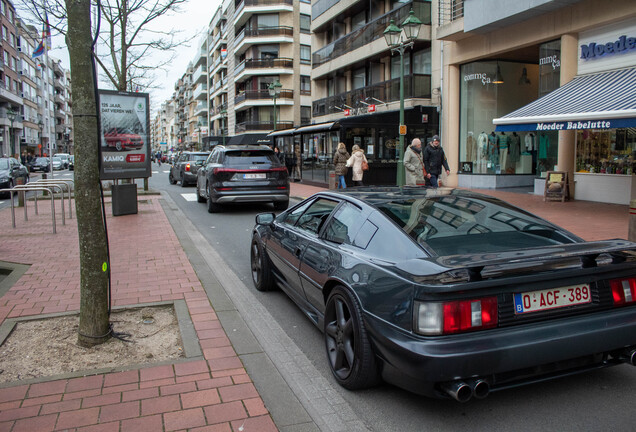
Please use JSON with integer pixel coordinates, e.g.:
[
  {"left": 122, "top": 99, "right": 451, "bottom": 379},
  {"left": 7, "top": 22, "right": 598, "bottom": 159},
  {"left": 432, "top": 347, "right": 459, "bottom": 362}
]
[
  {"left": 333, "top": 142, "right": 350, "bottom": 189},
  {"left": 346, "top": 144, "right": 368, "bottom": 186},
  {"left": 423, "top": 135, "right": 450, "bottom": 188},
  {"left": 403, "top": 138, "right": 427, "bottom": 186}
]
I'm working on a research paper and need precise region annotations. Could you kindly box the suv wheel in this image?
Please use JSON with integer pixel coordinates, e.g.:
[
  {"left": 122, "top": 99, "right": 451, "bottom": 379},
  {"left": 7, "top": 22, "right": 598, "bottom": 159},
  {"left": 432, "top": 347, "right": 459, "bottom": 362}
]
[
  {"left": 206, "top": 184, "right": 222, "bottom": 213},
  {"left": 196, "top": 181, "right": 206, "bottom": 203},
  {"left": 168, "top": 172, "right": 176, "bottom": 185}
]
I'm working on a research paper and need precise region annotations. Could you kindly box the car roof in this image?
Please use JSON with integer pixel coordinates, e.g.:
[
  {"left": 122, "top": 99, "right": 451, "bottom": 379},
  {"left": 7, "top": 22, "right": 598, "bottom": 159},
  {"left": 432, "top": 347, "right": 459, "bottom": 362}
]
[
  {"left": 182, "top": 151, "right": 210, "bottom": 155},
  {"left": 217, "top": 145, "right": 273, "bottom": 152}
]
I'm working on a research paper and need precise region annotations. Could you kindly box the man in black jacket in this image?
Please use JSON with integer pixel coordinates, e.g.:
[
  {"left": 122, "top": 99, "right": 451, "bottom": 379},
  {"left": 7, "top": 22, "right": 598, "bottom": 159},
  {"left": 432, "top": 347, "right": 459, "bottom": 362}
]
[{"left": 423, "top": 135, "right": 450, "bottom": 188}]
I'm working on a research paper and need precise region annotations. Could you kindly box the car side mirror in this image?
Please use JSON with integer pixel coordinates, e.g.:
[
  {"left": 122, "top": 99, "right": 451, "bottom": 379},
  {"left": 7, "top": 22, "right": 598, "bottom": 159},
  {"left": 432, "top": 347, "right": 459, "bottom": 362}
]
[{"left": 255, "top": 213, "right": 276, "bottom": 226}]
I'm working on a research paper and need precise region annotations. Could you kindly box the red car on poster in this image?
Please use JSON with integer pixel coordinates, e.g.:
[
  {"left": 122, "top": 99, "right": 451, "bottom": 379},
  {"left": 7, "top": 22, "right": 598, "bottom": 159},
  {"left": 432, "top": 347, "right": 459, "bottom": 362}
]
[{"left": 103, "top": 127, "right": 144, "bottom": 151}]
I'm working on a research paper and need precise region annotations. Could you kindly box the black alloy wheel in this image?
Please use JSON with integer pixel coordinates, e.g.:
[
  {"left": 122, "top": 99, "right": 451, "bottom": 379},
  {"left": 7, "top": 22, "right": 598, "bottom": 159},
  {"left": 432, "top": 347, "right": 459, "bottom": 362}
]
[
  {"left": 206, "top": 184, "right": 221, "bottom": 213},
  {"left": 324, "top": 286, "right": 379, "bottom": 390},
  {"left": 180, "top": 172, "right": 187, "bottom": 187},
  {"left": 196, "top": 180, "right": 206, "bottom": 203},
  {"left": 250, "top": 235, "right": 274, "bottom": 291},
  {"left": 168, "top": 172, "right": 176, "bottom": 185}
]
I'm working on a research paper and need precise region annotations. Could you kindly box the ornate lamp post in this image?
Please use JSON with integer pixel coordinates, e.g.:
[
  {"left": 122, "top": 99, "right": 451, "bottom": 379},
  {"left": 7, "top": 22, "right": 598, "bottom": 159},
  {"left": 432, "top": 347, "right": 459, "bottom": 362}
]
[
  {"left": 7, "top": 108, "right": 17, "bottom": 158},
  {"left": 219, "top": 108, "right": 227, "bottom": 146},
  {"left": 268, "top": 80, "right": 283, "bottom": 131},
  {"left": 384, "top": 9, "right": 422, "bottom": 186}
]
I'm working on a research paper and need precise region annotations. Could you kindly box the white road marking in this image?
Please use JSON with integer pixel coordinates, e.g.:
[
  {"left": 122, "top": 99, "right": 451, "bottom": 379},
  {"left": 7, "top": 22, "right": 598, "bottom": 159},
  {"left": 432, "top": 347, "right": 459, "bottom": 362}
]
[{"left": 181, "top": 193, "right": 197, "bottom": 202}]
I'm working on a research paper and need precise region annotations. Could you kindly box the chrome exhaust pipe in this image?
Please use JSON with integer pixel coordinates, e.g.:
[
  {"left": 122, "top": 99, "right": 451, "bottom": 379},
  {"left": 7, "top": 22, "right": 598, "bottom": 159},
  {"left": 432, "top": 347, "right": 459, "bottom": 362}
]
[
  {"left": 469, "top": 379, "right": 490, "bottom": 399},
  {"left": 440, "top": 381, "right": 472, "bottom": 403}
]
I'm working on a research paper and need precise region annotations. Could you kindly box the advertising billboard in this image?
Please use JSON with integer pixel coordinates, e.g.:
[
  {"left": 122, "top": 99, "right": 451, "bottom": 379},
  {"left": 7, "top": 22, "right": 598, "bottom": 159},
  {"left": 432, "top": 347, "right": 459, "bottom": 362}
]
[{"left": 98, "top": 90, "right": 151, "bottom": 180}]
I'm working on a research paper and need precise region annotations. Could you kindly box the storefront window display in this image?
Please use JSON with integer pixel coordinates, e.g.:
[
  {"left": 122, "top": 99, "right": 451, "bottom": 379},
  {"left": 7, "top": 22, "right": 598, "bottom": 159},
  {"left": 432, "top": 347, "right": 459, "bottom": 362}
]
[
  {"left": 459, "top": 61, "right": 540, "bottom": 175},
  {"left": 301, "top": 131, "right": 339, "bottom": 183},
  {"left": 576, "top": 129, "right": 636, "bottom": 175}
]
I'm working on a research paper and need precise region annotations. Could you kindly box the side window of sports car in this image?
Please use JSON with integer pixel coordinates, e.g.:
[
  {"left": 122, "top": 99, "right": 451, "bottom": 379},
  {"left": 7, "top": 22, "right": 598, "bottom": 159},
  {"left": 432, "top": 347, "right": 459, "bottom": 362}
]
[
  {"left": 281, "top": 199, "right": 314, "bottom": 226},
  {"left": 324, "top": 202, "right": 364, "bottom": 245},
  {"left": 296, "top": 199, "right": 339, "bottom": 235}
]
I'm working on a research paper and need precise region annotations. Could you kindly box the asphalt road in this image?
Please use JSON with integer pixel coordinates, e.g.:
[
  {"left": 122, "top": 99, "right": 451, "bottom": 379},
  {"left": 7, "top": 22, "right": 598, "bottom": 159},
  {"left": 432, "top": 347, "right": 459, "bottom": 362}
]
[
  {"left": 148, "top": 164, "right": 636, "bottom": 432},
  {"left": 0, "top": 169, "right": 74, "bottom": 211}
]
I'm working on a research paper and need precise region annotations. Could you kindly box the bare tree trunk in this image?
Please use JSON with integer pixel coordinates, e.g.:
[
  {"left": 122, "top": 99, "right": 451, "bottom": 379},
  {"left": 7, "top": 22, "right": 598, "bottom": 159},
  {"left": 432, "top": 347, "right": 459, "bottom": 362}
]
[{"left": 67, "top": 0, "right": 111, "bottom": 347}]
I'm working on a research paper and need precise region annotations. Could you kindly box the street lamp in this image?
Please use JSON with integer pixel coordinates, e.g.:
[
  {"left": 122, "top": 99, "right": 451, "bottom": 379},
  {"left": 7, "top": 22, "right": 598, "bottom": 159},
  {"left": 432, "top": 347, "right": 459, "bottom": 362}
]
[
  {"left": 384, "top": 9, "right": 422, "bottom": 187},
  {"left": 268, "top": 80, "right": 283, "bottom": 131},
  {"left": 7, "top": 108, "right": 16, "bottom": 158},
  {"left": 219, "top": 108, "right": 227, "bottom": 146}
]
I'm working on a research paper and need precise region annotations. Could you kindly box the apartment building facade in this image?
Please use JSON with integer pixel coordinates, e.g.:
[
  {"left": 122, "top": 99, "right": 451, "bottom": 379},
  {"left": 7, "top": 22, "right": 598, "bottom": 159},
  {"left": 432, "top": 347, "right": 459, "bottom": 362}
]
[
  {"left": 275, "top": 0, "right": 439, "bottom": 186},
  {"left": 437, "top": 0, "right": 636, "bottom": 204},
  {"left": 1, "top": 0, "right": 23, "bottom": 158}
]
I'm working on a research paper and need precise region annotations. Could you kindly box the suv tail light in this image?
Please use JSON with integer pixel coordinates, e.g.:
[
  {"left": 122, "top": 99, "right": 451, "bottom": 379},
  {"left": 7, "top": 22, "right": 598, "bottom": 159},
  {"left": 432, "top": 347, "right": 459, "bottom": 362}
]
[
  {"left": 415, "top": 297, "right": 498, "bottom": 335},
  {"left": 185, "top": 163, "right": 191, "bottom": 172},
  {"left": 610, "top": 278, "right": 636, "bottom": 306}
]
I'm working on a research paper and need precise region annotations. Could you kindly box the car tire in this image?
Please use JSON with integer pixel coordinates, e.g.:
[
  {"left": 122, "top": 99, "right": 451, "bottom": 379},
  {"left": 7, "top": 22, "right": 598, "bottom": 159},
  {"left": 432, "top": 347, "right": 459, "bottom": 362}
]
[
  {"left": 168, "top": 172, "right": 176, "bottom": 185},
  {"left": 180, "top": 174, "right": 187, "bottom": 188},
  {"left": 273, "top": 200, "right": 289, "bottom": 211},
  {"left": 324, "top": 286, "right": 380, "bottom": 390},
  {"left": 206, "top": 184, "right": 222, "bottom": 213},
  {"left": 115, "top": 141, "right": 123, "bottom": 151},
  {"left": 250, "top": 235, "right": 275, "bottom": 292},
  {"left": 196, "top": 181, "right": 206, "bottom": 203}
]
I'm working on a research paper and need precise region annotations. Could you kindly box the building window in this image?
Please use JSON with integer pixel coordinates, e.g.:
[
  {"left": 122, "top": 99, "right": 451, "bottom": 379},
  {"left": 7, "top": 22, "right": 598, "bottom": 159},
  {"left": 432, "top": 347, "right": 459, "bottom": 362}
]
[
  {"left": 301, "top": 106, "right": 311, "bottom": 124},
  {"left": 300, "top": 75, "right": 311, "bottom": 95},
  {"left": 300, "top": 14, "right": 311, "bottom": 33},
  {"left": 352, "top": 67, "right": 365, "bottom": 89},
  {"left": 300, "top": 45, "right": 311, "bottom": 64}
]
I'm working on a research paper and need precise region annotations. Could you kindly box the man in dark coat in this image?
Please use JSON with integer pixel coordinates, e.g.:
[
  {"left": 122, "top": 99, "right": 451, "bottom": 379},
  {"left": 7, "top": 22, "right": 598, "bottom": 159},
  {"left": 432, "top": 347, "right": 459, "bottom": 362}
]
[{"left": 423, "top": 135, "right": 450, "bottom": 188}]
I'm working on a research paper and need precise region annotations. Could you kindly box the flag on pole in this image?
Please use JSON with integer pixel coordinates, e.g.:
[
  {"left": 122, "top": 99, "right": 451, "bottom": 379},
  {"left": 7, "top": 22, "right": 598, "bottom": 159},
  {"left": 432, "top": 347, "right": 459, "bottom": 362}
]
[{"left": 31, "top": 11, "right": 51, "bottom": 59}]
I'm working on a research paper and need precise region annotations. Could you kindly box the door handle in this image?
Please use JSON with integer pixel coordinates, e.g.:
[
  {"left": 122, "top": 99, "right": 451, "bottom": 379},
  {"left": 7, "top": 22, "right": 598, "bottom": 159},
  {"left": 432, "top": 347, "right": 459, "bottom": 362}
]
[{"left": 295, "top": 247, "right": 301, "bottom": 257}]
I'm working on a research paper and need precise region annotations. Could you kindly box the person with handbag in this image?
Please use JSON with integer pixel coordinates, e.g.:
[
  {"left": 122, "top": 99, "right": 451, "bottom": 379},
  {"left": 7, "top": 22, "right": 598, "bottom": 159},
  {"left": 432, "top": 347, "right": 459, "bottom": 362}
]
[
  {"left": 333, "top": 142, "right": 351, "bottom": 189},
  {"left": 346, "top": 144, "right": 368, "bottom": 186},
  {"left": 403, "top": 138, "right": 427, "bottom": 186}
]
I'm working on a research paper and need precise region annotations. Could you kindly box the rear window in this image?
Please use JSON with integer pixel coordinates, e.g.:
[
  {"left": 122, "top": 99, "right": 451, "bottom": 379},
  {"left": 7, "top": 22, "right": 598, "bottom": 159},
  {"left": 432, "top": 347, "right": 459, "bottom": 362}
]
[
  {"left": 375, "top": 194, "right": 575, "bottom": 256},
  {"left": 223, "top": 150, "right": 278, "bottom": 166},
  {"left": 190, "top": 154, "right": 209, "bottom": 162}
]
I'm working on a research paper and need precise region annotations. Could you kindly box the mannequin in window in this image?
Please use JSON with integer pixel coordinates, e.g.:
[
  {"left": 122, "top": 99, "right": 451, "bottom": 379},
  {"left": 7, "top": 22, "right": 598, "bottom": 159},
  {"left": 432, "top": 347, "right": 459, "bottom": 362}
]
[
  {"left": 466, "top": 131, "right": 475, "bottom": 164},
  {"left": 525, "top": 133, "right": 537, "bottom": 174},
  {"left": 477, "top": 132, "right": 488, "bottom": 174},
  {"left": 499, "top": 131, "right": 509, "bottom": 173},
  {"left": 509, "top": 131, "right": 521, "bottom": 173},
  {"left": 488, "top": 132, "right": 499, "bottom": 171}
]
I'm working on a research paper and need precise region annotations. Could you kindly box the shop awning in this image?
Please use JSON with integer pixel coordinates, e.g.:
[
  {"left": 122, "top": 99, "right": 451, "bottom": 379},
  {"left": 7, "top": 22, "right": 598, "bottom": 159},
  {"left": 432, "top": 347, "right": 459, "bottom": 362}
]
[
  {"left": 293, "top": 121, "right": 339, "bottom": 134},
  {"left": 493, "top": 67, "right": 636, "bottom": 132},
  {"left": 267, "top": 127, "right": 296, "bottom": 137},
  {"left": 226, "top": 133, "right": 271, "bottom": 145}
]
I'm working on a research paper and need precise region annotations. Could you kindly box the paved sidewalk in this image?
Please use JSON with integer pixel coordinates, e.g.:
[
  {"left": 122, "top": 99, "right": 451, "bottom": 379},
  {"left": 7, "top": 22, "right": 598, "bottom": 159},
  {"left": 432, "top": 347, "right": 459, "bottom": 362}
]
[
  {"left": 0, "top": 196, "right": 277, "bottom": 432},
  {"left": 0, "top": 182, "right": 629, "bottom": 432}
]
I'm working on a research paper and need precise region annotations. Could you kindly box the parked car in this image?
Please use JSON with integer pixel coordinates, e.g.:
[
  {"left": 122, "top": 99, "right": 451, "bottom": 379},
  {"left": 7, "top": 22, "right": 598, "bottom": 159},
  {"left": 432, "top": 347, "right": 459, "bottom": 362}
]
[
  {"left": 103, "top": 127, "right": 144, "bottom": 151},
  {"left": 196, "top": 145, "right": 289, "bottom": 212},
  {"left": 51, "top": 157, "right": 64, "bottom": 171},
  {"left": 30, "top": 157, "right": 50, "bottom": 172},
  {"left": 68, "top": 155, "right": 74, "bottom": 171},
  {"left": 169, "top": 151, "right": 210, "bottom": 187},
  {"left": 54, "top": 153, "right": 71, "bottom": 169},
  {"left": 0, "top": 157, "right": 29, "bottom": 196},
  {"left": 250, "top": 187, "right": 636, "bottom": 401}
]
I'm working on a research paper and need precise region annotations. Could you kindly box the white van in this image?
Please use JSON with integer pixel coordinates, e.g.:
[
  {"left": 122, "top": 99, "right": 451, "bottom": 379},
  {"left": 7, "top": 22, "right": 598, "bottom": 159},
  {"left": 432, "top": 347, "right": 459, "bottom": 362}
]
[{"left": 54, "top": 153, "right": 70, "bottom": 169}]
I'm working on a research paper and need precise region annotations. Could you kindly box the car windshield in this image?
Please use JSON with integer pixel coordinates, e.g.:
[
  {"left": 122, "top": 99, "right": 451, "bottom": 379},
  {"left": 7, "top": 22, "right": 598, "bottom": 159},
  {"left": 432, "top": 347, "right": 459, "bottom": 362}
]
[
  {"left": 374, "top": 193, "right": 575, "bottom": 256},
  {"left": 53, "top": 157, "right": 62, "bottom": 162},
  {"left": 0, "top": 159, "right": 9, "bottom": 170},
  {"left": 191, "top": 154, "right": 208, "bottom": 162},
  {"left": 36, "top": 158, "right": 47, "bottom": 163},
  {"left": 223, "top": 150, "right": 278, "bottom": 166}
]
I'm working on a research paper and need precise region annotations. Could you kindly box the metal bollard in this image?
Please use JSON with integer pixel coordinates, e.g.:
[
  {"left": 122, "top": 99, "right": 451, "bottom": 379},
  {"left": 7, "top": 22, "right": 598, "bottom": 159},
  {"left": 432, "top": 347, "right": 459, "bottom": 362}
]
[
  {"left": 630, "top": 199, "right": 636, "bottom": 242},
  {"left": 329, "top": 170, "right": 336, "bottom": 190},
  {"left": 16, "top": 177, "right": 25, "bottom": 207}
]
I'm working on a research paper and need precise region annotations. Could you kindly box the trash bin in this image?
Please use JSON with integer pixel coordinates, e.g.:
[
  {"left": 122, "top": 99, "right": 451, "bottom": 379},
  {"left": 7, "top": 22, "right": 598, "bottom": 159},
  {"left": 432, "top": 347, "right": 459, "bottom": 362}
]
[{"left": 111, "top": 183, "right": 138, "bottom": 216}]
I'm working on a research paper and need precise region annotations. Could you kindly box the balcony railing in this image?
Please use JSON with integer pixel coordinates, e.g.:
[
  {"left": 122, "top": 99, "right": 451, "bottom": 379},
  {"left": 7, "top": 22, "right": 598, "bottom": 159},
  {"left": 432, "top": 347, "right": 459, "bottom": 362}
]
[
  {"left": 438, "top": 0, "right": 464, "bottom": 25},
  {"left": 235, "top": 26, "right": 293, "bottom": 46},
  {"left": 312, "top": 0, "right": 431, "bottom": 68},
  {"left": 235, "top": 0, "right": 293, "bottom": 17},
  {"left": 234, "top": 57, "right": 294, "bottom": 75},
  {"left": 312, "top": 74, "right": 431, "bottom": 117},
  {"left": 235, "top": 120, "right": 294, "bottom": 133},
  {"left": 235, "top": 88, "right": 293, "bottom": 104}
]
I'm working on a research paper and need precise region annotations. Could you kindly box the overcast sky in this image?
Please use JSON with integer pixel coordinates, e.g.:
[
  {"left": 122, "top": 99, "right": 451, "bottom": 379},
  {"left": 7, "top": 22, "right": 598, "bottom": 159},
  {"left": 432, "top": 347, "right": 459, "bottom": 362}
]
[{"left": 49, "top": 0, "right": 221, "bottom": 113}]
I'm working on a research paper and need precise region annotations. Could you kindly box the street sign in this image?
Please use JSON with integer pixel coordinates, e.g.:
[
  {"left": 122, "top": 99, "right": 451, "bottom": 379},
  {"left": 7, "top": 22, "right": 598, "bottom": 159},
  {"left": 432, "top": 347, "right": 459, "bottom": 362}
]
[
  {"left": 344, "top": 109, "right": 350, "bottom": 116},
  {"left": 422, "top": 114, "right": 429, "bottom": 123},
  {"left": 399, "top": 125, "right": 407, "bottom": 135},
  {"left": 368, "top": 104, "right": 376, "bottom": 113}
]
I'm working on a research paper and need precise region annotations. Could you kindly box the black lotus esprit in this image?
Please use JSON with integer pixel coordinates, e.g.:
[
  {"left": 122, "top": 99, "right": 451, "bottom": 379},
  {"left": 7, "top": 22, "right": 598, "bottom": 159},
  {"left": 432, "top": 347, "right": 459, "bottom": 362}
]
[{"left": 250, "top": 187, "right": 636, "bottom": 401}]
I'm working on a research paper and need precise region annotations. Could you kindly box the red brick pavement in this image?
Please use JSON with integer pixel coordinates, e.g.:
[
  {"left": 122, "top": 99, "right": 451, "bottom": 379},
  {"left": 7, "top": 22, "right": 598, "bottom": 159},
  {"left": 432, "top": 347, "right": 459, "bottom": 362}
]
[{"left": 0, "top": 196, "right": 276, "bottom": 431}]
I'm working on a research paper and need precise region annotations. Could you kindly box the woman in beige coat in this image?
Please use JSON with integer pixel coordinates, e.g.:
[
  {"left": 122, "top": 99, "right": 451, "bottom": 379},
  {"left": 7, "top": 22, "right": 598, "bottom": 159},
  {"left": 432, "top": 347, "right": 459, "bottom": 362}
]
[{"left": 346, "top": 144, "right": 368, "bottom": 186}]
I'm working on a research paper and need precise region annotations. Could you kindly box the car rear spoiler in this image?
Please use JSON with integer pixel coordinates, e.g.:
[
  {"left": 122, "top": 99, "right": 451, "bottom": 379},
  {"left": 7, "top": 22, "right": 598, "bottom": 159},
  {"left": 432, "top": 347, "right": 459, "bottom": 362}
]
[{"left": 432, "top": 239, "right": 636, "bottom": 282}]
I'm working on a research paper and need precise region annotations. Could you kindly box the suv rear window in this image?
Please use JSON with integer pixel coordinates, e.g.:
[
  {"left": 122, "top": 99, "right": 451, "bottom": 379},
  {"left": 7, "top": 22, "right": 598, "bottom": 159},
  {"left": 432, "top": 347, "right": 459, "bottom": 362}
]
[
  {"left": 190, "top": 154, "right": 209, "bottom": 162},
  {"left": 223, "top": 150, "right": 278, "bottom": 166}
]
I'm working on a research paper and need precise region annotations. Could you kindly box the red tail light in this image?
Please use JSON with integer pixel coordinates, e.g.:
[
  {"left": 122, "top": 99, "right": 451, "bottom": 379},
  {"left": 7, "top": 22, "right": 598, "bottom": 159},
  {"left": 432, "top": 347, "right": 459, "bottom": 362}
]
[
  {"left": 185, "top": 163, "right": 191, "bottom": 172},
  {"left": 610, "top": 278, "right": 636, "bottom": 306},
  {"left": 443, "top": 297, "right": 498, "bottom": 334}
]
